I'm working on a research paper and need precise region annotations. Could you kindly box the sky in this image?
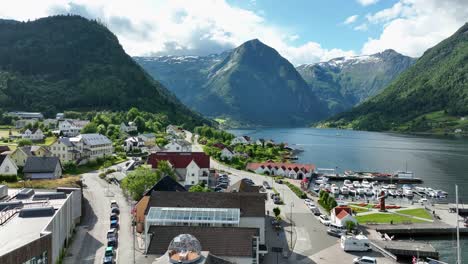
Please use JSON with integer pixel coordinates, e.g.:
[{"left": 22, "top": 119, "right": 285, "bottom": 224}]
[{"left": 1, "top": 0, "right": 468, "bottom": 65}]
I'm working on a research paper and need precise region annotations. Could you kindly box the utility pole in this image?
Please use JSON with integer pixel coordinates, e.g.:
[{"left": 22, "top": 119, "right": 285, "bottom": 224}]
[
  {"left": 456, "top": 185, "right": 461, "bottom": 264},
  {"left": 290, "top": 202, "right": 294, "bottom": 249}
]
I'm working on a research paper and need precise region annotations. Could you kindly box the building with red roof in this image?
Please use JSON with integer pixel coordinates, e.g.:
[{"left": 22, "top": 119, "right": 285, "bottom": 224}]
[
  {"left": 147, "top": 152, "right": 210, "bottom": 186},
  {"left": 245, "top": 161, "right": 315, "bottom": 180},
  {"left": 330, "top": 206, "right": 357, "bottom": 227}
]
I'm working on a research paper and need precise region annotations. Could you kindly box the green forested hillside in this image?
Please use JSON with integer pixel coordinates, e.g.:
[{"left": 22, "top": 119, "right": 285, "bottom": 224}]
[
  {"left": 323, "top": 23, "right": 468, "bottom": 133},
  {"left": 0, "top": 16, "right": 209, "bottom": 128}
]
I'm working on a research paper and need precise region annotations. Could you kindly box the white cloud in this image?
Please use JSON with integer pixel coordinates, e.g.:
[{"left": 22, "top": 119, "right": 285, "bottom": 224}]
[
  {"left": 0, "top": 0, "right": 353, "bottom": 65},
  {"left": 362, "top": 0, "right": 468, "bottom": 57},
  {"left": 357, "top": 0, "right": 379, "bottom": 6},
  {"left": 343, "top": 15, "right": 359, "bottom": 25},
  {"left": 354, "top": 23, "right": 368, "bottom": 31}
]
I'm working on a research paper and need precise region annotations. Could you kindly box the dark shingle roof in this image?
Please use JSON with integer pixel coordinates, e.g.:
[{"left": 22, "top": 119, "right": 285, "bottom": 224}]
[
  {"left": 205, "top": 254, "right": 234, "bottom": 264},
  {"left": 226, "top": 179, "right": 261, "bottom": 193},
  {"left": 0, "top": 146, "right": 10, "bottom": 153},
  {"left": 146, "top": 191, "right": 265, "bottom": 217},
  {"left": 143, "top": 176, "right": 187, "bottom": 196},
  {"left": 147, "top": 226, "right": 258, "bottom": 257},
  {"left": 23, "top": 157, "right": 61, "bottom": 173},
  {"left": 0, "top": 155, "right": 6, "bottom": 166}
]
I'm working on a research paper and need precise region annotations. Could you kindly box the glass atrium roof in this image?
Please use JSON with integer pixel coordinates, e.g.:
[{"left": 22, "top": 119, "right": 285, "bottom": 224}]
[{"left": 146, "top": 207, "right": 240, "bottom": 225}]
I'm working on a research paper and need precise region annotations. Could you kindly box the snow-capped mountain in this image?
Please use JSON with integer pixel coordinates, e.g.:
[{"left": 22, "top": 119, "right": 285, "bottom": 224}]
[{"left": 296, "top": 49, "right": 416, "bottom": 114}]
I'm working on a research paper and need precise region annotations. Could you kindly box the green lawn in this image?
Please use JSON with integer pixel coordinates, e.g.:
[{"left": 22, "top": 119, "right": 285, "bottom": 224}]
[
  {"left": 396, "top": 208, "right": 432, "bottom": 220},
  {"left": 349, "top": 205, "right": 371, "bottom": 214},
  {"left": 356, "top": 213, "right": 428, "bottom": 224},
  {"left": 66, "top": 157, "right": 127, "bottom": 175},
  {"left": 41, "top": 136, "right": 57, "bottom": 146},
  {"left": 0, "top": 128, "right": 19, "bottom": 138}
]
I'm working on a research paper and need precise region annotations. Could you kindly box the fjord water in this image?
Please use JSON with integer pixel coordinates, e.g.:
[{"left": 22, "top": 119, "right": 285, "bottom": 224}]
[
  {"left": 229, "top": 127, "right": 468, "bottom": 262},
  {"left": 229, "top": 127, "right": 468, "bottom": 201}
]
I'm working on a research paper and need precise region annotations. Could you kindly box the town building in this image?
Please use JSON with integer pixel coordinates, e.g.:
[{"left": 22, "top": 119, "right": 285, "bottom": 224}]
[
  {"left": 10, "top": 146, "right": 51, "bottom": 167},
  {"left": 123, "top": 136, "right": 145, "bottom": 152},
  {"left": 147, "top": 152, "right": 210, "bottom": 186},
  {"left": 120, "top": 122, "right": 138, "bottom": 133},
  {"left": 164, "top": 139, "right": 192, "bottom": 152},
  {"left": 0, "top": 154, "right": 18, "bottom": 176},
  {"left": 14, "top": 119, "right": 38, "bottom": 129},
  {"left": 246, "top": 161, "right": 315, "bottom": 179},
  {"left": 231, "top": 136, "right": 251, "bottom": 145},
  {"left": 0, "top": 187, "right": 82, "bottom": 264},
  {"left": 7, "top": 111, "right": 44, "bottom": 120},
  {"left": 58, "top": 119, "right": 90, "bottom": 137},
  {"left": 166, "top": 125, "right": 184, "bottom": 137},
  {"left": 226, "top": 179, "right": 261, "bottom": 193},
  {"left": 55, "top": 113, "right": 65, "bottom": 120},
  {"left": 144, "top": 191, "right": 267, "bottom": 264},
  {"left": 21, "top": 128, "right": 45, "bottom": 141},
  {"left": 134, "top": 176, "right": 187, "bottom": 231},
  {"left": 0, "top": 146, "right": 11, "bottom": 154},
  {"left": 49, "top": 137, "right": 81, "bottom": 163},
  {"left": 23, "top": 156, "right": 62, "bottom": 180},
  {"left": 330, "top": 205, "right": 357, "bottom": 227},
  {"left": 138, "top": 133, "right": 156, "bottom": 144},
  {"left": 220, "top": 147, "right": 235, "bottom": 161},
  {"left": 70, "top": 133, "right": 113, "bottom": 161}
]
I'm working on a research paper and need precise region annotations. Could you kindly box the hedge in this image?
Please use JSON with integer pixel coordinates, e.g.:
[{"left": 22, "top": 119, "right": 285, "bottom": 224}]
[
  {"left": 285, "top": 182, "right": 307, "bottom": 199},
  {"left": 0, "top": 175, "right": 18, "bottom": 182}
]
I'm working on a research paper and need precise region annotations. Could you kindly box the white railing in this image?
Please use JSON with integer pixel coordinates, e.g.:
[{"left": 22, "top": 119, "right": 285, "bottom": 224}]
[{"left": 369, "top": 241, "right": 397, "bottom": 261}]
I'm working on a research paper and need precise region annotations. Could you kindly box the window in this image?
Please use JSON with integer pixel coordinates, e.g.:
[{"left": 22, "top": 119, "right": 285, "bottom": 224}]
[
  {"left": 192, "top": 173, "right": 195, "bottom": 177},
  {"left": 5, "top": 166, "right": 9, "bottom": 172}
]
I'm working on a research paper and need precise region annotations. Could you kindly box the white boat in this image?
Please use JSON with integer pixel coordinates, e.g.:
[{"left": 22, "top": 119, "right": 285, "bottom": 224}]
[
  {"left": 315, "top": 177, "right": 329, "bottom": 184},
  {"left": 396, "top": 189, "right": 403, "bottom": 196},
  {"left": 414, "top": 186, "right": 426, "bottom": 192},
  {"left": 343, "top": 179, "right": 353, "bottom": 188},
  {"left": 395, "top": 170, "right": 414, "bottom": 179},
  {"left": 403, "top": 189, "right": 414, "bottom": 197},
  {"left": 340, "top": 186, "right": 350, "bottom": 195},
  {"left": 361, "top": 180, "right": 371, "bottom": 188},
  {"left": 388, "top": 189, "right": 396, "bottom": 196},
  {"left": 371, "top": 182, "right": 380, "bottom": 189},
  {"left": 352, "top": 181, "right": 361, "bottom": 188},
  {"left": 349, "top": 188, "right": 357, "bottom": 196},
  {"left": 387, "top": 184, "right": 397, "bottom": 189},
  {"left": 365, "top": 188, "right": 374, "bottom": 196},
  {"left": 331, "top": 185, "right": 340, "bottom": 194},
  {"left": 325, "top": 184, "right": 331, "bottom": 192},
  {"left": 357, "top": 188, "right": 365, "bottom": 195}
]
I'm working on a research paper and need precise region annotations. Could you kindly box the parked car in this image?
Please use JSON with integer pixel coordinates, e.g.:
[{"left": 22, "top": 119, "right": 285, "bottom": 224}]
[
  {"left": 110, "top": 200, "right": 118, "bottom": 208},
  {"left": 311, "top": 208, "right": 321, "bottom": 216},
  {"left": 263, "top": 181, "right": 271, "bottom": 189},
  {"left": 215, "top": 184, "right": 228, "bottom": 189},
  {"left": 307, "top": 203, "right": 316, "bottom": 210},
  {"left": 304, "top": 198, "right": 313, "bottom": 205},
  {"left": 103, "top": 256, "right": 115, "bottom": 264},
  {"left": 353, "top": 256, "right": 377, "bottom": 264},
  {"left": 275, "top": 179, "right": 283, "bottom": 184},
  {"left": 110, "top": 213, "right": 119, "bottom": 221},
  {"left": 327, "top": 227, "right": 345, "bottom": 238},
  {"left": 273, "top": 196, "right": 282, "bottom": 204},
  {"left": 110, "top": 220, "right": 119, "bottom": 229},
  {"left": 319, "top": 215, "right": 331, "bottom": 226},
  {"left": 270, "top": 193, "right": 278, "bottom": 199},
  {"left": 214, "top": 187, "right": 224, "bottom": 192},
  {"left": 107, "top": 228, "right": 118, "bottom": 239},
  {"left": 111, "top": 207, "right": 120, "bottom": 215},
  {"left": 104, "top": 246, "right": 115, "bottom": 257},
  {"left": 107, "top": 236, "right": 118, "bottom": 247}
]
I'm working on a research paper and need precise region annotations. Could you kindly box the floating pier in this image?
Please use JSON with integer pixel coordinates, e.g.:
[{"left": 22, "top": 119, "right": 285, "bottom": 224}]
[
  {"left": 373, "top": 240, "right": 439, "bottom": 260},
  {"left": 375, "top": 223, "right": 468, "bottom": 237},
  {"left": 322, "top": 175, "right": 423, "bottom": 184}
]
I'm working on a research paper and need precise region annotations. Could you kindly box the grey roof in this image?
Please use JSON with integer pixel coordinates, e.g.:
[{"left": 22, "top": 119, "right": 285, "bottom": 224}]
[
  {"left": 143, "top": 176, "right": 187, "bottom": 196},
  {"left": 58, "top": 137, "right": 74, "bottom": 147},
  {"left": 139, "top": 133, "right": 155, "bottom": 139},
  {"left": 147, "top": 191, "right": 266, "bottom": 217},
  {"left": 19, "top": 146, "right": 50, "bottom": 157},
  {"left": 23, "top": 157, "right": 61, "bottom": 173},
  {"left": 79, "top": 133, "right": 112, "bottom": 145},
  {"left": 147, "top": 226, "right": 259, "bottom": 257}
]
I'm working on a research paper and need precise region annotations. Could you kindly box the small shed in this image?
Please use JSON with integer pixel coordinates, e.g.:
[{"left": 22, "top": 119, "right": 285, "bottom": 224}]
[{"left": 23, "top": 157, "right": 62, "bottom": 180}]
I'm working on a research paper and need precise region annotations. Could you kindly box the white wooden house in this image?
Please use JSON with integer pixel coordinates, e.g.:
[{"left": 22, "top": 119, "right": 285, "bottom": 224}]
[
  {"left": 231, "top": 136, "right": 251, "bottom": 145},
  {"left": 21, "top": 129, "right": 45, "bottom": 141}
]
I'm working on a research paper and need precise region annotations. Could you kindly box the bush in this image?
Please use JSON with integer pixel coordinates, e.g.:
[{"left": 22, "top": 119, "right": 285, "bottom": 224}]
[
  {"left": 63, "top": 161, "right": 77, "bottom": 173},
  {"left": 285, "top": 182, "right": 307, "bottom": 199},
  {"left": 98, "top": 172, "right": 106, "bottom": 179},
  {"left": 0, "top": 175, "right": 18, "bottom": 182},
  {"left": 17, "top": 139, "right": 33, "bottom": 147}
]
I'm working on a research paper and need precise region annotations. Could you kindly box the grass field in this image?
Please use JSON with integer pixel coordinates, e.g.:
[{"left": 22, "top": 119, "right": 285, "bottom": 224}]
[
  {"left": 0, "top": 128, "right": 19, "bottom": 137},
  {"left": 396, "top": 208, "right": 432, "bottom": 220},
  {"left": 349, "top": 205, "right": 371, "bottom": 214},
  {"left": 6, "top": 176, "right": 81, "bottom": 189},
  {"left": 356, "top": 212, "right": 428, "bottom": 224}
]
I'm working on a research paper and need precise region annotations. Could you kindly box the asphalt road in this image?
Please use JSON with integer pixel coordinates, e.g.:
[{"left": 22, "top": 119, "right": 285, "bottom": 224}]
[{"left": 63, "top": 164, "right": 152, "bottom": 264}]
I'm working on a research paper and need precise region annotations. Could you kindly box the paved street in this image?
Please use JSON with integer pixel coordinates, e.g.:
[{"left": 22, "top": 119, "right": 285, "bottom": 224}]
[{"left": 63, "top": 163, "right": 152, "bottom": 264}]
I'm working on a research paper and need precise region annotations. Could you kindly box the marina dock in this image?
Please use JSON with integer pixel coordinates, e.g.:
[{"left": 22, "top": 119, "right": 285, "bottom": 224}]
[
  {"left": 375, "top": 223, "right": 468, "bottom": 237},
  {"left": 323, "top": 174, "right": 423, "bottom": 184},
  {"left": 373, "top": 240, "right": 439, "bottom": 260}
]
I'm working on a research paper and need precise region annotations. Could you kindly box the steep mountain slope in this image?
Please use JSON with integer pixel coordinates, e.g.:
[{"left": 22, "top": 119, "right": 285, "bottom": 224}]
[
  {"left": 324, "top": 23, "right": 468, "bottom": 132},
  {"left": 134, "top": 53, "right": 228, "bottom": 105},
  {"left": 297, "top": 50, "right": 415, "bottom": 114},
  {"left": 137, "top": 39, "right": 327, "bottom": 126},
  {"left": 0, "top": 16, "right": 209, "bottom": 128}
]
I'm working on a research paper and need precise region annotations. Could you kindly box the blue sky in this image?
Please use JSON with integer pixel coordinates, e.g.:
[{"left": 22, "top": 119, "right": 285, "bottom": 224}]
[
  {"left": 228, "top": 0, "right": 398, "bottom": 52},
  {"left": 1, "top": 0, "right": 468, "bottom": 65}
]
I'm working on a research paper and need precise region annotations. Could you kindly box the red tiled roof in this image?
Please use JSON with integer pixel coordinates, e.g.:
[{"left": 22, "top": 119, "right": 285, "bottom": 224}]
[
  {"left": 213, "top": 143, "right": 226, "bottom": 150},
  {"left": 336, "top": 210, "right": 350, "bottom": 220},
  {"left": 246, "top": 161, "right": 315, "bottom": 173},
  {"left": 333, "top": 206, "right": 352, "bottom": 219},
  {"left": 147, "top": 152, "right": 210, "bottom": 169}
]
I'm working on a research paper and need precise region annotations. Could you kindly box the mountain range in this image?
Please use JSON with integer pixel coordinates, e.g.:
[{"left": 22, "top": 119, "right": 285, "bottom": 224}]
[
  {"left": 0, "top": 16, "right": 209, "bottom": 128},
  {"left": 296, "top": 50, "right": 415, "bottom": 115},
  {"left": 136, "top": 40, "right": 414, "bottom": 126},
  {"left": 324, "top": 23, "right": 468, "bottom": 133}
]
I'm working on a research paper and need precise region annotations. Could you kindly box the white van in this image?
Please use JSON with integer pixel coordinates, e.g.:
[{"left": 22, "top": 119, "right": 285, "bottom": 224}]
[{"left": 341, "top": 235, "right": 371, "bottom": 252}]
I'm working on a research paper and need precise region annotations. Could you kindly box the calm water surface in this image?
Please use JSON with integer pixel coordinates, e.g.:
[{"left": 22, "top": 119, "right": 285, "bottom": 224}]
[{"left": 229, "top": 127, "right": 468, "bottom": 263}]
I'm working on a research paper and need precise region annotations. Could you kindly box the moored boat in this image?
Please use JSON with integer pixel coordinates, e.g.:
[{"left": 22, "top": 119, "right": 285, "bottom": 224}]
[
  {"left": 361, "top": 180, "right": 371, "bottom": 188},
  {"left": 340, "top": 186, "right": 350, "bottom": 195},
  {"left": 353, "top": 181, "right": 361, "bottom": 188}
]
